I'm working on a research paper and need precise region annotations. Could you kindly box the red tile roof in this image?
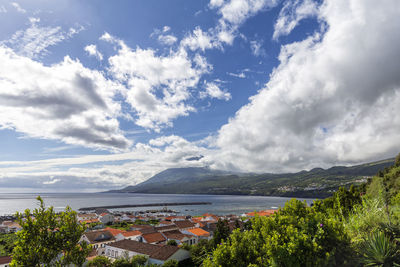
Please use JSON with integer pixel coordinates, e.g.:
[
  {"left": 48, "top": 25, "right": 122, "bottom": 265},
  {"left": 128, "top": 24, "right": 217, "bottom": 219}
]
[
  {"left": 0, "top": 256, "right": 12, "bottom": 264},
  {"left": 246, "top": 209, "right": 277, "bottom": 217},
  {"left": 186, "top": 228, "right": 210, "bottom": 237},
  {"left": 122, "top": 230, "right": 141, "bottom": 237},
  {"left": 107, "top": 239, "right": 180, "bottom": 261},
  {"left": 142, "top": 232, "right": 166, "bottom": 244},
  {"left": 174, "top": 220, "right": 195, "bottom": 229},
  {"left": 104, "top": 227, "right": 126, "bottom": 237}
]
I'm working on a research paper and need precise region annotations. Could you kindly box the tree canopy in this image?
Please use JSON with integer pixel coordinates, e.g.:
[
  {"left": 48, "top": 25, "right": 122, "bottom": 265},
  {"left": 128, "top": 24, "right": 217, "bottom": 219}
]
[{"left": 11, "top": 196, "right": 91, "bottom": 267}]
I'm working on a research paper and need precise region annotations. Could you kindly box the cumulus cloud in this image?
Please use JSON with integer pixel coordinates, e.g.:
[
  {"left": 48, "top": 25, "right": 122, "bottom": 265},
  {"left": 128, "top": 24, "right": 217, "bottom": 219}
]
[
  {"left": 1, "top": 18, "right": 83, "bottom": 59},
  {"left": 181, "top": 0, "right": 277, "bottom": 52},
  {"left": 181, "top": 27, "right": 219, "bottom": 51},
  {"left": 250, "top": 39, "right": 266, "bottom": 56},
  {"left": 84, "top": 44, "right": 103, "bottom": 60},
  {"left": 201, "top": 81, "right": 232, "bottom": 101},
  {"left": 108, "top": 42, "right": 211, "bottom": 131},
  {"left": 273, "top": 0, "right": 320, "bottom": 40},
  {"left": 0, "top": 46, "right": 131, "bottom": 150},
  {"left": 212, "top": 0, "right": 278, "bottom": 44},
  {"left": 158, "top": 34, "right": 177, "bottom": 45},
  {"left": 215, "top": 0, "right": 400, "bottom": 172},
  {"left": 11, "top": 2, "right": 25, "bottom": 13},
  {"left": 0, "top": 135, "right": 212, "bottom": 190}
]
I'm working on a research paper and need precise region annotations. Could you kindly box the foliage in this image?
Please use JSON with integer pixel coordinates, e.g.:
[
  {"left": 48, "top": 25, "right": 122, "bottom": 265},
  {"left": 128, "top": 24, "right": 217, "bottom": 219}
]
[
  {"left": 162, "top": 259, "right": 179, "bottom": 267},
  {"left": 343, "top": 197, "right": 389, "bottom": 244},
  {"left": 130, "top": 255, "right": 148, "bottom": 266},
  {"left": 361, "top": 230, "right": 400, "bottom": 266},
  {"left": 10, "top": 196, "right": 91, "bottom": 267},
  {"left": 189, "top": 239, "right": 214, "bottom": 266},
  {"left": 204, "top": 199, "right": 353, "bottom": 267},
  {"left": 0, "top": 233, "right": 17, "bottom": 256},
  {"left": 212, "top": 219, "right": 230, "bottom": 247},
  {"left": 313, "top": 185, "right": 362, "bottom": 219},
  {"left": 167, "top": 239, "right": 178, "bottom": 246},
  {"left": 87, "top": 256, "right": 112, "bottom": 267}
]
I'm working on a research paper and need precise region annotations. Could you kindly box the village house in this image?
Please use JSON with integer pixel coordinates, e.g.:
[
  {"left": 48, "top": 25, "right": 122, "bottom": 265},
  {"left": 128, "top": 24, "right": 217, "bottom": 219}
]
[
  {"left": 0, "top": 256, "right": 11, "bottom": 267},
  {"left": 99, "top": 213, "right": 114, "bottom": 224},
  {"left": 141, "top": 232, "right": 166, "bottom": 244},
  {"left": 155, "top": 224, "right": 179, "bottom": 233},
  {"left": 243, "top": 209, "right": 277, "bottom": 218},
  {"left": 77, "top": 213, "right": 98, "bottom": 222},
  {"left": 115, "top": 230, "right": 141, "bottom": 241},
  {"left": 105, "top": 239, "right": 190, "bottom": 265},
  {"left": 183, "top": 227, "right": 211, "bottom": 242},
  {"left": 0, "top": 221, "right": 21, "bottom": 233},
  {"left": 174, "top": 220, "right": 195, "bottom": 231},
  {"left": 162, "top": 230, "right": 197, "bottom": 246},
  {"left": 80, "top": 229, "right": 115, "bottom": 255}
]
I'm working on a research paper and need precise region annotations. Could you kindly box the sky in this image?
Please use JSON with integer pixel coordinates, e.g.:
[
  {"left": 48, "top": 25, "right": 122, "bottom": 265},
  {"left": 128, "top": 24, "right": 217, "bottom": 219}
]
[{"left": 0, "top": 0, "right": 399, "bottom": 192}]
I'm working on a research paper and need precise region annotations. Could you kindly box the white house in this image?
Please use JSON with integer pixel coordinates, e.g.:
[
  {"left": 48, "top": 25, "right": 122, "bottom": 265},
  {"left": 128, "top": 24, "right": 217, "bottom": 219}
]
[
  {"left": 99, "top": 213, "right": 114, "bottom": 225},
  {"left": 105, "top": 239, "right": 190, "bottom": 265},
  {"left": 0, "top": 256, "right": 11, "bottom": 267}
]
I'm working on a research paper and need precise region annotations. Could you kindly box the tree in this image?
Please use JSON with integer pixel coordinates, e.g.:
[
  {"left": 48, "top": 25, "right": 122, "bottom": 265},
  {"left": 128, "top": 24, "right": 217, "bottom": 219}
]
[
  {"left": 167, "top": 239, "right": 178, "bottom": 246},
  {"left": 87, "top": 256, "right": 112, "bottom": 267},
  {"left": 204, "top": 199, "right": 353, "bottom": 267},
  {"left": 395, "top": 152, "right": 400, "bottom": 167},
  {"left": 162, "top": 259, "right": 179, "bottom": 267},
  {"left": 130, "top": 255, "right": 148, "bottom": 266},
  {"left": 212, "top": 219, "right": 230, "bottom": 247},
  {"left": 11, "top": 196, "right": 91, "bottom": 267}
]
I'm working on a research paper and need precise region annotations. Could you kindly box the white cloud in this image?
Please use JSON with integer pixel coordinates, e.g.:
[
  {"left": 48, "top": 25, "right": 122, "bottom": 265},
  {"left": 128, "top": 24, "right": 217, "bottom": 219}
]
[
  {"left": 215, "top": 0, "right": 400, "bottom": 173},
  {"left": 0, "top": 46, "right": 131, "bottom": 151},
  {"left": 212, "top": 0, "right": 278, "bottom": 44},
  {"left": 227, "top": 71, "right": 246, "bottom": 78},
  {"left": 181, "top": 27, "right": 219, "bottom": 51},
  {"left": 250, "top": 39, "right": 266, "bottom": 56},
  {"left": 273, "top": 0, "right": 320, "bottom": 40},
  {"left": 108, "top": 42, "right": 211, "bottom": 131},
  {"left": 99, "top": 32, "right": 115, "bottom": 43},
  {"left": 162, "top": 26, "right": 171, "bottom": 33},
  {"left": 0, "top": 5, "right": 7, "bottom": 13},
  {"left": 201, "top": 81, "right": 232, "bottom": 101},
  {"left": 84, "top": 44, "right": 103, "bottom": 60},
  {"left": 1, "top": 19, "right": 83, "bottom": 59},
  {"left": 0, "top": 135, "right": 212, "bottom": 190},
  {"left": 11, "top": 2, "right": 26, "bottom": 13},
  {"left": 158, "top": 34, "right": 177, "bottom": 45},
  {"left": 209, "top": 0, "right": 224, "bottom": 8}
]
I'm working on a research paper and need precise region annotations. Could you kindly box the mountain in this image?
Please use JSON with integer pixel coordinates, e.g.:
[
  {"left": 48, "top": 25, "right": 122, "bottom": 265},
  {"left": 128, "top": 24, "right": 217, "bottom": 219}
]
[{"left": 109, "top": 158, "right": 395, "bottom": 198}]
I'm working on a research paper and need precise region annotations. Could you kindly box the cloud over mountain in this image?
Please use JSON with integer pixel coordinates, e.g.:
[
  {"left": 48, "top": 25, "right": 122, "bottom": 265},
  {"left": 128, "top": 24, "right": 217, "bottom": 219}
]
[{"left": 216, "top": 0, "right": 400, "bottom": 172}]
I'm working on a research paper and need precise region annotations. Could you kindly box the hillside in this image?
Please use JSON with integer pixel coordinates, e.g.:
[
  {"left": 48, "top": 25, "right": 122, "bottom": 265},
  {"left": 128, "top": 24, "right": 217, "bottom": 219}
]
[{"left": 110, "top": 158, "right": 395, "bottom": 198}]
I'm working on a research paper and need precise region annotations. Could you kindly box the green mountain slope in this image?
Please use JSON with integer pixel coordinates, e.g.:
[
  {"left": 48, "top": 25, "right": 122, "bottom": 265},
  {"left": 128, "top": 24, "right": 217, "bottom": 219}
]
[{"left": 111, "top": 158, "right": 395, "bottom": 198}]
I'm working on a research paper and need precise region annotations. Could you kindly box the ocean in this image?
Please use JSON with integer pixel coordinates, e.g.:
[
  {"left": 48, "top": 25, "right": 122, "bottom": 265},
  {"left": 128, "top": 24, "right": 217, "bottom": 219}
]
[{"left": 0, "top": 193, "right": 314, "bottom": 216}]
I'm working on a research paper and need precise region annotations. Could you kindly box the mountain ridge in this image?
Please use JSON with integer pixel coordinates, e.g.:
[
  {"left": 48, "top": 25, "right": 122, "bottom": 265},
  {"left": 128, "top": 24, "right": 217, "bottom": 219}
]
[{"left": 108, "top": 158, "right": 395, "bottom": 198}]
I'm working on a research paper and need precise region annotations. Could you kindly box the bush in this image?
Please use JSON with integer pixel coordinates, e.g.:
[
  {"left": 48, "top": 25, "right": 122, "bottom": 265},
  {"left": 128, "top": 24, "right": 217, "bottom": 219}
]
[
  {"left": 87, "top": 256, "right": 112, "bottom": 267},
  {"left": 204, "top": 199, "right": 353, "bottom": 267}
]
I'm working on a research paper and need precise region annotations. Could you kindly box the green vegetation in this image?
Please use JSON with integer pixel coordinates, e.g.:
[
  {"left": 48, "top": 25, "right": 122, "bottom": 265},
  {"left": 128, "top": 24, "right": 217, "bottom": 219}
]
[
  {"left": 10, "top": 196, "right": 91, "bottom": 267},
  {"left": 188, "top": 153, "right": 400, "bottom": 266},
  {"left": 87, "top": 254, "right": 178, "bottom": 267},
  {"left": 115, "top": 158, "right": 395, "bottom": 198},
  {"left": 0, "top": 233, "right": 17, "bottom": 256}
]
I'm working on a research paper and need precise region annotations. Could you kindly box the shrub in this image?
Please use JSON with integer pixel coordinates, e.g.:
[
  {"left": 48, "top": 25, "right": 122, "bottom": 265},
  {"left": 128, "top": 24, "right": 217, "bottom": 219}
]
[{"left": 204, "top": 199, "right": 353, "bottom": 267}]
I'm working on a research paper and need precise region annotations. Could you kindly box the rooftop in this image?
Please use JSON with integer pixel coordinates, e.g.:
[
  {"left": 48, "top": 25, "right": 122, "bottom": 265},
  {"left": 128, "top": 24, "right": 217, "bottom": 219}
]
[{"left": 107, "top": 239, "right": 180, "bottom": 261}]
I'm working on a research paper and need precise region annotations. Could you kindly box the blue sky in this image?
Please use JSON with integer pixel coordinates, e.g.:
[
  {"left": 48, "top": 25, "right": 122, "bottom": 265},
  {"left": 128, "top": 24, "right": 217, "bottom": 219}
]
[{"left": 0, "top": 0, "right": 399, "bottom": 192}]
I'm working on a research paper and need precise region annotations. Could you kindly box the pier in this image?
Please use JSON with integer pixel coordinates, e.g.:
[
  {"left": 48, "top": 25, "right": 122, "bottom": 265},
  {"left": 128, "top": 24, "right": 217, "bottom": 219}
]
[{"left": 78, "top": 202, "right": 212, "bottom": 211}]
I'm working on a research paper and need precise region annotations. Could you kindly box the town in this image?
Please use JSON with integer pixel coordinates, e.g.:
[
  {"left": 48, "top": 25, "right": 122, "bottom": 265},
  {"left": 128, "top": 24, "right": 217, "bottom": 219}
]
[{"left": 0, "top": 208, "right": 277, "bottom": 266}]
